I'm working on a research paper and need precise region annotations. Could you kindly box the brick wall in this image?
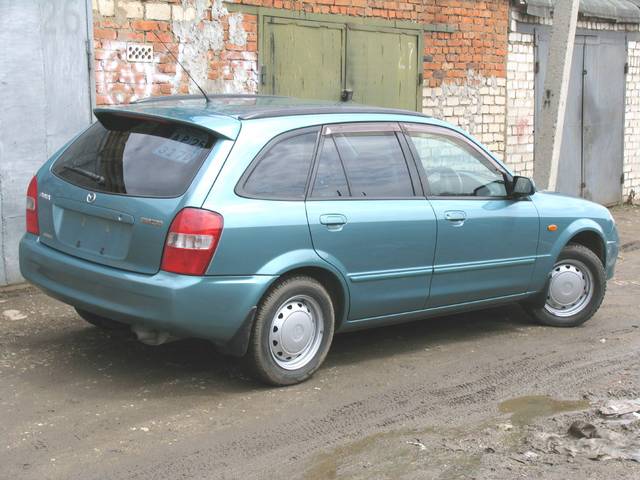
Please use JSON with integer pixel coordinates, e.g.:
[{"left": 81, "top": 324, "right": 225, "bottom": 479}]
[
  {"left": 624, "top": 41, "right": 640, "bottom": 202},
  {"left": 420, "top": 1, "right": 509, "bottom": 156},
  {"left": 93, "top": 0, "right": 258, "bottom": 105},
  {"left": 505, "top": 31, "right": 534, "bottom": 177},
  {"left": 422, "top": 74, "right": 507, "bottom": 155},
  {"left": 92, "top": 1, "right": 510, "bottom": 152}
]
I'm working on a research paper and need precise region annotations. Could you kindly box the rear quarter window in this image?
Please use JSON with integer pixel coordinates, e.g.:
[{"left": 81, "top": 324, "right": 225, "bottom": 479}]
[
  {"left": 52, "top": 114, "right": 216, "bottom": 198},
  {"left": 238, "top": 129, "right": 319, "bottom": 200}
]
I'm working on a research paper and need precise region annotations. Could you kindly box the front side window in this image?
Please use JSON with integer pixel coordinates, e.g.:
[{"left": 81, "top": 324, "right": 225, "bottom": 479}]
[
  {"left": 408, "top": 131, "right": 507, "bottom": 197},
  {"left": 241, "top": 130, "right": 318, "bottom": 199},
  {"left": 320, "top": 132, "right": 414, "bottom": 198}
]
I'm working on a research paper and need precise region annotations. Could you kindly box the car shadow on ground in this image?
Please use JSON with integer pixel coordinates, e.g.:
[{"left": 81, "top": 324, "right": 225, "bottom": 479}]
[
  {"left": 327, "top": 304, "right": 533, "bottom": 367},
  {"left": 21, "top": 303, "right": 536, "bottom": 396}
]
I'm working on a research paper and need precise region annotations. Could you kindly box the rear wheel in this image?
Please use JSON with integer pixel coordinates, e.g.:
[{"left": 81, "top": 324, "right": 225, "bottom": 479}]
[
  {"left": 246, "top": 276, "right": 335, "bottom": 386},
  {"left": 523, "top": 244, "right": 606, "bottom": 327},
  {"left": 75, "top": 308, "right": 128, "bottom": 330}
]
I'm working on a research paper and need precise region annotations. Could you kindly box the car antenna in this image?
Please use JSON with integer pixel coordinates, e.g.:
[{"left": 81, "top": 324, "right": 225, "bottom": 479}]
[{"left": 151, "top": 31, "right": 211, "bottom": 104}]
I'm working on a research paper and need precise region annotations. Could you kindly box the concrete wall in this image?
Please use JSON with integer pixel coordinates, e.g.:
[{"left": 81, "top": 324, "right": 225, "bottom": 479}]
[{"left": 0, "top": 1, "right": 94, "bottom": 285}]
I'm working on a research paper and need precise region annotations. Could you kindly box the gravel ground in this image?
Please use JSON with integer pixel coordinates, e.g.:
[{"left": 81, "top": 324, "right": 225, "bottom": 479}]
[{"left": 1, "top": 206, "right": 639, "bottom": 480}]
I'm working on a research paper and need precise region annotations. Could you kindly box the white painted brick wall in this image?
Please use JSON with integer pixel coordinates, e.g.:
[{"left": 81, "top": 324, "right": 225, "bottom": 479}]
[
  {"left": 505, "top": 31, "right": 535, "bottom": 177},
  {"left": 624, "top": 41, "right": 640, "bottom": 201},
  {"left": 121, "top": 1, "right": 144, "bottom": 19},
  {"left": 145, "top": 3, "right": 171, "bottom": 21},
  {"left": 97, "top": 0, "right": 114, "bottom": 17},
  {"left": 422, "top": 71, "right": 507, "bottom": 158}
]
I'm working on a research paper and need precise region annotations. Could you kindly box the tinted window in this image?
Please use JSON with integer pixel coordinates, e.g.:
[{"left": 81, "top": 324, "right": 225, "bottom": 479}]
[
  {"left": 408, "top": 132, "right": 507, "bottom": 197},
  {"left": 332, "top": 132, "right": 414, "bottom": 197},
  {"left": 311, "top": 138, "right": 350, "bottom": 198},
  {"left": 242, "top": 131, "right": 318, "bottom": 199},
  {"left": 52, "top": 115, "right": 215, "bottom": 197}
]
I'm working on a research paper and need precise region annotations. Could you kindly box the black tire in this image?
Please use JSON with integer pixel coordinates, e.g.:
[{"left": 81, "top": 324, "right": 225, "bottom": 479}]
[
  {"left": 523, "top": 244, "right": 606, "bottom": 327},
  {"left": 246, "top": 276, "right": 335, "bottom": 386},
  {"left": 75, "top": 308, "right": 129, "bottom": 330}
]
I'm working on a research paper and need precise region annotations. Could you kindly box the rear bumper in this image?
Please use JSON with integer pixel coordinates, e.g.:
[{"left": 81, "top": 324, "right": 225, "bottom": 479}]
[{"left": 19, "top": 234, "right": 275, "bottom": 348}]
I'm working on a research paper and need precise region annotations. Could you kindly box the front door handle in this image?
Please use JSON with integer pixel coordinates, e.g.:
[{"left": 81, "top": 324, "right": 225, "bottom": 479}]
[
  {"left": 319, "top": 214, "right": 347, "bottom": 231},
  {"left": 444, "top": 210, "right": 466, "bottom": 224}
]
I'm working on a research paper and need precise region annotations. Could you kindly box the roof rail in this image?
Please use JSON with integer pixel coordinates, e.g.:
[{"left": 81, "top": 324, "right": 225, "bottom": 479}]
[
  {"left": 237, "top": 106, "right": 431, "bottom": 120},
  {"left": 132, "top": 94, "right": 285, "bottom": 104}
]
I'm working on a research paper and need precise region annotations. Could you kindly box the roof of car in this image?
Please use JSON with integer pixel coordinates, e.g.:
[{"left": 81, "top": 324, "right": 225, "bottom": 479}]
[
  {"left": 92, "top": 94, "right": 509, "bottom": 173},
  {"left": 100, "top": 94, "right": 430, "bottom": 121}
]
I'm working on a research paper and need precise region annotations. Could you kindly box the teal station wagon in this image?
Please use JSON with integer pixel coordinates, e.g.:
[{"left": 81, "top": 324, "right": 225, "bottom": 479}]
[{"left": 20, "top": 95, "right": 619, "bottom": 386}]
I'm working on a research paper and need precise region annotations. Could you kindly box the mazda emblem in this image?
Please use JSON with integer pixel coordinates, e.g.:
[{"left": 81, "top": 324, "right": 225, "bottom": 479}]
[{"left": 86, "top": 192, "right": 96, "bottom": 203}]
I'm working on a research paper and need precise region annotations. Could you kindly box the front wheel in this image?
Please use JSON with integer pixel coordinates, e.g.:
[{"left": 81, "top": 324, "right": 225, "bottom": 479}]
[
  {"left": 246, "top": 276, "right": 335, "bottom": 386},
  {"left": 523, "top": 244, "right": 606, "bottom": 327}
]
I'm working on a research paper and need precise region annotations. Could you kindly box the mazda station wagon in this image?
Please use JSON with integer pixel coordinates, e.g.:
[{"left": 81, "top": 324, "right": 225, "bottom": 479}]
[{"left": 19, "top": 95, "right": 619, "bottom": 385}]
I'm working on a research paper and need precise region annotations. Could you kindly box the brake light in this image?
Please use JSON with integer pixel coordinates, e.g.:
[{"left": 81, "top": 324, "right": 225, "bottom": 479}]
[
  {"left": 161, "top": 208, "right": 223, "bottom": 275},
  {"left": 26, "top": 176, "right": 39, "bottom": 235}
]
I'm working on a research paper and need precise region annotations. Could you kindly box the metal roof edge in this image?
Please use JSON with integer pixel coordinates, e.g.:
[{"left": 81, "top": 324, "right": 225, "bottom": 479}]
[{"left": 523, "top": 0, "right": 640, "bottom": 24}]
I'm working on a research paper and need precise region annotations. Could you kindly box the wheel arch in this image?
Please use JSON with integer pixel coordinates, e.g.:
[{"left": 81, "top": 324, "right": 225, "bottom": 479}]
[
  {"left": 551, "top": 220, "right": 606, "bottom": 265},
  {"left": 529, "top": 219, "right": 607, "bottom": 296},
  {"left": 275, "top": 265, "right": 350, "bottom": 332},
  {"left": 566, "top": 230, "right": 606, "bottom": 266}
]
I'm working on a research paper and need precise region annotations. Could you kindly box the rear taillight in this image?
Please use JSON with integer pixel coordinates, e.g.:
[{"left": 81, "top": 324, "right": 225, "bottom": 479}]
[
  {"left": 161, "top": 208, "right": 223, "bottom": 276},
  {"left": 26, "top": 176, "right": 39, "bottom": 235}
]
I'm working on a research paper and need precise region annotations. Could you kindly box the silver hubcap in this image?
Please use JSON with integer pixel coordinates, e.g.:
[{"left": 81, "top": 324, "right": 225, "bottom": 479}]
[
  {"left": 269, "top": 295, "right": 324, "bottom": 370},
  {"left": 545, "top": 261, "right": 593, "bottom": 317}
]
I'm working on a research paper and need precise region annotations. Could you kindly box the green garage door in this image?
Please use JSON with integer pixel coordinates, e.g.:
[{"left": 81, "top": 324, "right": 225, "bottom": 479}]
[
  {"left": 262, "top": 17, "right": 421, "bottom": 110},
  {"left": 346, "top": 28, "right": 419, "bottom": 110},
  {"left": 263, "top": 18, "right": 345, "bottom": 102}
]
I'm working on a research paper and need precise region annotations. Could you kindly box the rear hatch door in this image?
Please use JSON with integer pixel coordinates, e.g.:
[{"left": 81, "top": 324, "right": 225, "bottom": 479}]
[{"left": 37, "top": 110, "right": 237, "bottom": 274}]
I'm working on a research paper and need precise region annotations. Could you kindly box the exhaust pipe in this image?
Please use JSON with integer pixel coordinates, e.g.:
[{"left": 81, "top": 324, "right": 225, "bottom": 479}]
[{"left": 132, "top": 325, "right": 179, "bottom": 346}]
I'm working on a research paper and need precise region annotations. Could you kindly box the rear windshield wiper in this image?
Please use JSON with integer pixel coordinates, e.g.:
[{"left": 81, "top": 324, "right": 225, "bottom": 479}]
[{"left": 63, "top": 166, "right": 105, "bottom": 185}]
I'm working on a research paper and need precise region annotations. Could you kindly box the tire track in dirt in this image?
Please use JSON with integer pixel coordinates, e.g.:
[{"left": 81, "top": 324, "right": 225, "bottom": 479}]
[{"left": 106, "top": 342, "right": 639, "bottom": 480}]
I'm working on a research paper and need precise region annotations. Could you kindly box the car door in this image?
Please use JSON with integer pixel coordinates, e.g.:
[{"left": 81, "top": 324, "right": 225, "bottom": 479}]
[
  {"left": 403, "top": 123, "right": 540, "bottom": 308},
  {"left": 305, "top": 122, "right": 437, "bottom": 320}
]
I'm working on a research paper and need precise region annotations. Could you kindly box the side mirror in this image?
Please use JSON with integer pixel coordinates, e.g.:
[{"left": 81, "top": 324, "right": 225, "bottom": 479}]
[{"left": 511, "top": 176, "right": 536, "bottom": 197}]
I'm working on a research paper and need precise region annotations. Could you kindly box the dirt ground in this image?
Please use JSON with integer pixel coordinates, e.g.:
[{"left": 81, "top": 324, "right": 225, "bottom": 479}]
[{"left": 1, "top": 206, "right": 639, "bottom": 480}]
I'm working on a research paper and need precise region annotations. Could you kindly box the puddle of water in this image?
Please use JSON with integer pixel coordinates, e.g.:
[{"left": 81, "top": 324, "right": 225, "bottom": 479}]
[
  {"left": 499, "top": 395, "right": 590, "bottom": 426},
  {"left": 303, "top": 431, "right": 396, "bottom": 480},
  {"left": 303, "top": 425, "right": 490, "bottom": 480}
]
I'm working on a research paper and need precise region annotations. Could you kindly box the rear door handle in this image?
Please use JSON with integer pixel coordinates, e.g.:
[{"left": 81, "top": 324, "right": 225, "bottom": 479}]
[
  {"left": 319, "top": 214, "right": 347, "bottom": 231},
  {"left": 444, "top": 210, "right": 466, "bottom": 224}
]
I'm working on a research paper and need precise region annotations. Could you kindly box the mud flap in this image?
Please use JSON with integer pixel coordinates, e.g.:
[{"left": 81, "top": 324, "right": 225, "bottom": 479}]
[{"left": 218, "top": 306, "right": 257, "bottom": 357}]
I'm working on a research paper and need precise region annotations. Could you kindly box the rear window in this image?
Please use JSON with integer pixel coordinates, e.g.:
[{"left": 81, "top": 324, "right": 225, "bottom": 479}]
[{"left": 52, "top": 114, "right": 216, "bottom": 197}]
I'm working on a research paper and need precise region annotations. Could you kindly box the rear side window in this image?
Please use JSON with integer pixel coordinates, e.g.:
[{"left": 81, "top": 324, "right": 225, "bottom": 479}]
[
  {"left": 311, "top": 138, "right": 350, "bottom": 198},
  {"left": 330, "top": 132, "right": 414, "bottom": 198},
  {"left": 240, "top": 130, "right": 318, "bottom": 199},
  {"left": 52, "top": 114, "right": 216, "bottom": 197}
]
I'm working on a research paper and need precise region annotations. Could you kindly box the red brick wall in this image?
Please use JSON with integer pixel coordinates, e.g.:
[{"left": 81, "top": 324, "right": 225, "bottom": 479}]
[
  {"left": 421, "top": 1, "right": 508, "bottom": 86},
  {"left": 233, "top": 0, "right": 509, "bottom": 86},
  {"left": 92, "top": 0, "right": 508, "bottom": 104}
]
